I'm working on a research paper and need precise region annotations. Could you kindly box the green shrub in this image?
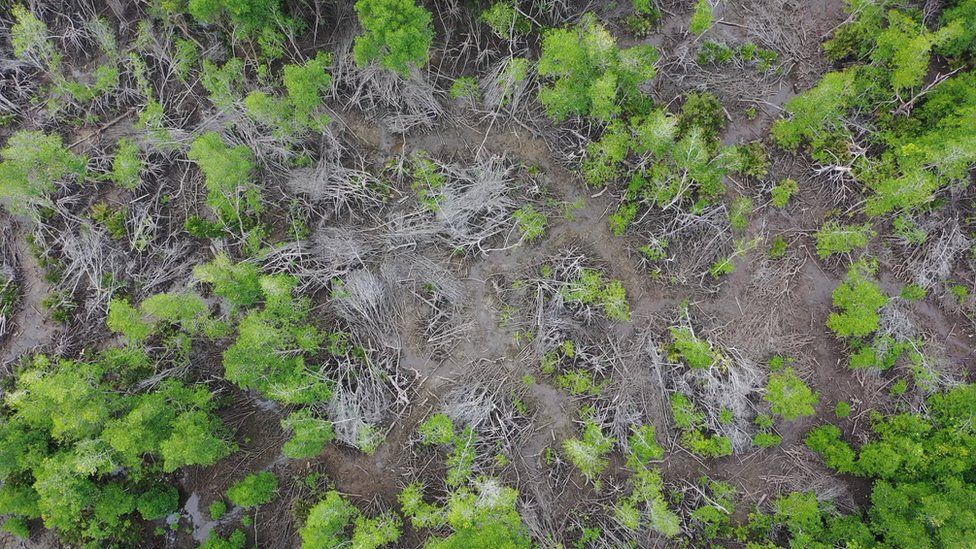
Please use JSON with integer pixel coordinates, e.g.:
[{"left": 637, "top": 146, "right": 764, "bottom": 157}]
[
  {"left": 419, "top": 413, "right": 456, "bottom": 445},
  {"left": 678, "top": 92, "right": 726, "bottom": 142},
  {"left": 771, "top": 69, "right": 856, "bottom": 153},
  {"left": 725, "top": 141, "right": 769, "bottom": 179},
  {"left": 281, "top": 409, "right": 335, "bottom": 459},
  {"left": 0, "top": 131, "right": 87, "bottom": 213},
  {"left": 513, "top": 205, "right": 547, "bottom": 241},
  {"left": 563, "top": 420, "right": 614, "bottom": 484},
  {"left": 729, "top": 196, "right": 754, "bottom": 231},
  {"left": 298, "top": 490, "right": 359, "bottom": 549},
  {"left": 615, "top": 467, "right": 681, "bottom": 537},
  {"left": 827, "top": 262, "right": 888, "bottom": 340},
  {"left": 245, "top": 52, "right": 333, "bottom": 135},
  {"left": 201, "top": 59, "right": 244, "bottom": 110},
  {"left": 815, "top": 221, "right": 874, "bottom": 258},
  {"left": 110, "top": 138, "right": 142, "bottom": 190},
  {"left": 353, "top": 0, "right": 434, "bottom": 75},
  {"left": 221, "top": 274, "right": 331, "bottom": 404},
  {"left": 835, "top": 401, "right": 852, "bottom": 418},
  {"left": 481, "top": 1, "right": 531, "bottom": 38},
  {"left": 669, "top": 327, "right": 719, "bottom": 369},
  {"left": 805, "top": 424, "right": 856, "bottom": 473},
  {"left": 227, "top": 471, "right": 278, "bottom": 508},
  {"left": 0, "top": 356, "right": 230, "bottom": 544},
  {"left": 765, "top": 368, "right": 819, "bottom": 421},
  {"left": 399, "top": 478, "right": 531, "bottom": 547},
  {"left": 537, "top": 14, "right": 657, "bottom": 121},
  {"left": 449, "top": 76, "right": 481, "bottom": 100},
  {"left": 770, "top": 178, "right": 798, "bottom": 207},
  {"left": 107, "top": 297, "right": 153, "bottom": 342},
  {"left": 187, "top": 132, "right": 262, "bottom": 225},
  {"left": 561, "top": 268, "right": 632, "bottom": 321},
  {"left": 689, "top": 0, "right": 713, "bottom": 35},
  {"left": 209, "top": 500, "right": 227, "bottom": 520},
  {"left": 626, "top": 424, "right": 664, "bottom": 468},
  {"left": 193, "top": 254, "right": 264, "bottom": 308}
]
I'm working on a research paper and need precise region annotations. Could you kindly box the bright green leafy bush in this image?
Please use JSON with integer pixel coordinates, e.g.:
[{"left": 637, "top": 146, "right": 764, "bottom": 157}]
[
  {"left": 0, "top": 131, "right": 87, "bottom": 213},
  {"left": 827, "top": 261, "right": 888, "bottom": 340},
  {"left": 563, "top": 419, "right": 614, "bottom": 484},
  {"left": 187, "top": 132, "right": 262, "bottom": 225},
  {"left": 110, "top": 138, "right": 142, "bottom": 190},
  {"left": 221, "top": 274, "right": 332, "bottom": 404},
  {"left": 689, "top": 0, "right": 714, "bottom": 35},
  {"left": 537, "top": 14, "right": 657, "bottom": 121},
  {"left": 353, "top": 0, "right": 434, "bottom": 75},
  {"left": 227, "top": 471, "right": 278, "bottom": 508},
  {"left": 0, "top": 354, "right": 230, "bottom": 544},
  {"left": 399, "top": 478, "right": 532, "bottom": 547},
  {"left": 815, "top": 221, "right": 874, "bottom": 258},
  {"left": 765, "top": 368, "right": 819, "bottom": 421},
  {"left": 245, "top": 52, "right": 333, "bottom": 136},
  {"left": 281, "top": 409, "right": 335, "bottom": 459}
]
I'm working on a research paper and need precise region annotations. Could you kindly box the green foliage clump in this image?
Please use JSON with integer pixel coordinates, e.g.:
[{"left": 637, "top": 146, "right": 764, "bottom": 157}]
[
  {"left": 770, "top": 178, "right": 798, "bottom": 207},
  {"left": 691, "top": 479, "right": 737, "bottom": 538},
  {"left": 184, "top": 0, "right": 287, "bottom": 36},
  {"left": 90, "top": 202, "right": 128, "bottom": 240},
  {"left": 771, "top": 69, "right": 856, "bottom": 153},
  {"left": 209, "top": 500, "right": 228, "bottom": 520},
  {"left": 419, "top": 413, "right": 456, "bottom": 445},
  {"left": 10, "top": 5, "right": 60, "bottom": 69},
  {"left": 801, "top": 384, "right": 976, "bottom": 547},
  {"left": 200, "top": 529, "right": 247, "bottom": 549},
  {"left": 778, "top": 4, "right": 976, "bottom": 218},
  {"left": 201, "top": 58, "right": 244, "bottom": 110},
  {"left": 815, "top": 220, "right": 874, "bottom": 258},
  {"left": 805, "top": 424, "right": 857, "bottom": 474},
  {"left": 765, "top": 368, "right": 819, "bottom": 421},
  {"left": 614, "top": 466, "right": 681, "bottom": 537},
  {"left": 670, "top": 393, "right": 733, "bottom": 458},
  {"left": 626, "top": 425, "right": 664, "bottom": 468},
  {"left": 226, "top": 471, "right": 278, "bottom": 508},
  {"left": 623, "top": 0, "right": 661, "bottom": 38},
  {"left": 221, "top": 274, "right": 332, "bottom": 404},
  {"left": 107, "top": 292, "right": 208, "bottom": 343},
  {"left": 481, "top": 2, "right": 531, "bottom": 39},
  {"left": 281, "top": 409, "right": 335, "bottom": 459},
  {"left": 513, "top": 205, "right": 547, "bottom": 242},
  {"left": 245, "top": 52, "right": 333, "bottom": 136},
  {"left": 188, "top": 132, "right": 262, "bottom": 226},
  {"left": 399, "top": 478, "right": 532, "bottom": 547},
  {"left": 724, "top": 141, "right": 769, "bottom": 179},
  {"left": 560, "top": 268, "right": 631, "bottom": 321},
  {"left": 827, "top": 261, "right": 889, "bottom": 340},
  {"left": 449, "top": 76, "right": 480, "bottom": 100},
  {"left": 193, "top": 254, "right": 264, "bottom": 309},
  {"left": 0, "top": 354, "right": 231, "bottom": 545},
  {"left": 669, "top": 327, "right": 721, "bottom": 370},
  {"left": 298, "top": 491, "right": 356, "bottom": 548},
  {"left": 353, "top": 0, "right": 434, "bottom": 76},
  {"left": 537, "top": 14, "right": 658, "bottom": 122},
  {"left": 729, "top": 196, "right": 754, "bottom": 231},
  {"left": 301, "top": 494, "right": 402, "bottom": 549},
  {"left": 582, "top": 108, "right": 729, "bottom": 212},
  {"left": 110, "top": 138, "right": 142, "bottom": 190},
  {"left": 678, "top": 92, "right": 726, "bottom": 142},
  {"left": 0, "top": 131, "right": 87, "bottom": 214},
  {"left": 689, "top": 0, "right": 714, "bottom": 35},
  {"left": 563, "top": 418, "right": 614, "bottom": 485},
  {"left": 752, "top": 427, "right": 782, "bottom": 448}
]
